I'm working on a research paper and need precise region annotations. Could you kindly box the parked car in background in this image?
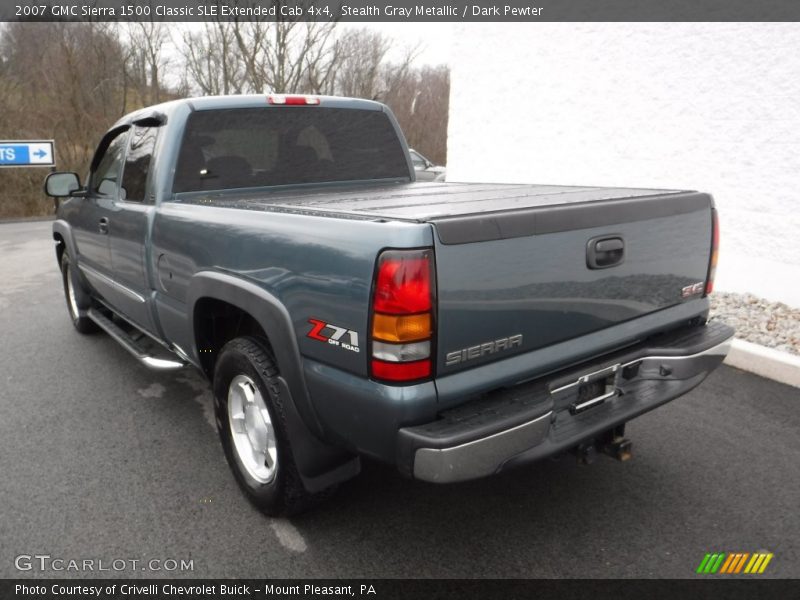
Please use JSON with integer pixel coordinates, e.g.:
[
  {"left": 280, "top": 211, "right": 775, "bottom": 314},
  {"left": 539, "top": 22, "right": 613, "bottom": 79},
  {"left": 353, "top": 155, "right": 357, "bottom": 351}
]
[{"left": 409, "top": 148, "right": 446, "bottom": 181}]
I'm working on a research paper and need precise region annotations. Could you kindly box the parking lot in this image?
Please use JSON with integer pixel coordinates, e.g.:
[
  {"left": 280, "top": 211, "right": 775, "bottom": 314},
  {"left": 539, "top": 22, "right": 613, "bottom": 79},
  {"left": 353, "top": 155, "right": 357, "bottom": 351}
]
[{"left": 1, "top": 220, "right": 798, "bottom": 579}]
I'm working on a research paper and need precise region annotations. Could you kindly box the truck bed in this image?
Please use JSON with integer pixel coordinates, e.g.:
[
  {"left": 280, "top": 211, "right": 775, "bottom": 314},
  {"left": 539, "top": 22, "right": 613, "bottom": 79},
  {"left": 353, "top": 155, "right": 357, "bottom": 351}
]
[{"left": 179, "top": 181, "right": 689, "bottom": 221}]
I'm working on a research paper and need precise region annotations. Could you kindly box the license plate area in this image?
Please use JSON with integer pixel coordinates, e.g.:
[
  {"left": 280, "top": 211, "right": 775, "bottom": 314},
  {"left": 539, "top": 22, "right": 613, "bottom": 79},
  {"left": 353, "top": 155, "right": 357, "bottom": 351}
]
[
  {"left": 571, "top": 377, "right": 617, "bottom": 414},
  {"left": 550, "top": 363, "right": 620, "bottom": 415}
]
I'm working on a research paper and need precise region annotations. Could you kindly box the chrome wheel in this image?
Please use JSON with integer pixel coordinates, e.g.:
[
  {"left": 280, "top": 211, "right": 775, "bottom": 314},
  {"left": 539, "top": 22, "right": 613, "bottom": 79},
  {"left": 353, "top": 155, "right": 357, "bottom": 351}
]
[
  {"left": 65, "top": 263, "right": 80, "bottom": 319},
  {"left": 227, "top": 374, "right": 277, "bottom": 484}
]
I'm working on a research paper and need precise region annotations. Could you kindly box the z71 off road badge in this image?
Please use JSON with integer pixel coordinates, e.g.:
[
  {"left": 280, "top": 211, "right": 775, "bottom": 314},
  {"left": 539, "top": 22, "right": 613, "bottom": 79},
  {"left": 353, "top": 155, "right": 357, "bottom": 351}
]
[{"left": 307, "top": 319, "right": 360, "bottom": 353}]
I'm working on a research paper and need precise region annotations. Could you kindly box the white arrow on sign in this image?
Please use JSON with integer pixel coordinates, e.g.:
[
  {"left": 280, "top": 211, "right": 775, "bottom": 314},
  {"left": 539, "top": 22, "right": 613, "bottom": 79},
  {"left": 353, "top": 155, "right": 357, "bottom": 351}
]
[{"left": 28, "top": 143, "right": 53, "bottom": 164}]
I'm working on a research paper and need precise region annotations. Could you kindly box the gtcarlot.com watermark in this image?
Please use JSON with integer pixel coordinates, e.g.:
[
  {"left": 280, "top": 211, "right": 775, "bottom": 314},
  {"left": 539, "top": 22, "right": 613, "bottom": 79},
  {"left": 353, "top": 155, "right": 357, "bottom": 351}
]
[{"left": 14, "top": 554, "right": 194, "bottom": 573}]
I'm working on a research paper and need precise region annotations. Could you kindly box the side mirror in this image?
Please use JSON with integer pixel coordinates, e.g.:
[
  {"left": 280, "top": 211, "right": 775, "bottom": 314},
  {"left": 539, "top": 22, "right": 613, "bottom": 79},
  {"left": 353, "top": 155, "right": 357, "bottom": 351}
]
[{"left": 44, "top": 172, "right": 82, "bottom": 197}]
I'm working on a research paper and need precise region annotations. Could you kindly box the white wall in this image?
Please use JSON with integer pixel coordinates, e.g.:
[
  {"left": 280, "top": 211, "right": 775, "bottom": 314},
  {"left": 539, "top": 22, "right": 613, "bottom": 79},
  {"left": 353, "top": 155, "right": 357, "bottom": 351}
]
[{"left": 447, "top": 23, "right": 800, "bottom": 307}]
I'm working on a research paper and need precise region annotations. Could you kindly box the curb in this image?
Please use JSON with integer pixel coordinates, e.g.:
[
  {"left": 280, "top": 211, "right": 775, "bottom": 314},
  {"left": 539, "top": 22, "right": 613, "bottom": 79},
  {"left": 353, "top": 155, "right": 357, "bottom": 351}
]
[{"left": 724, "top": 338, "right": 800, "bottom": 388}]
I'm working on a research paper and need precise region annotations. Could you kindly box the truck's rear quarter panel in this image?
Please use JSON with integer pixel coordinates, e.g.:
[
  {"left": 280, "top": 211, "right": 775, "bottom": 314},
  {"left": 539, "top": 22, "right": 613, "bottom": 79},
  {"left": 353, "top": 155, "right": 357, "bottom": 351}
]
[{"left": 151, "top": 201, "right": 432, "bottom": 378}]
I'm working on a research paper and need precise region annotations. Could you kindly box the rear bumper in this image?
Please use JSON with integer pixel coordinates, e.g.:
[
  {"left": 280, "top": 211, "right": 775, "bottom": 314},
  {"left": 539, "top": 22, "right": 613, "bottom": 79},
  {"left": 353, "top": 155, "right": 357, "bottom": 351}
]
[{"left": 397, "top": 321, "right": 734, "bottom": 483}]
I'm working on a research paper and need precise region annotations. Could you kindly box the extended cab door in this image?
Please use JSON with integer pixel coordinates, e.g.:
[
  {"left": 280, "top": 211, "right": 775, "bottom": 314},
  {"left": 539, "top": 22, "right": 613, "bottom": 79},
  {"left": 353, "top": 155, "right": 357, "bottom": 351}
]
[
  {"left": 107, "top": 125, "right": 160, "bottom": 332},
  {"left": 72, "top": 128, "right": 128, "bottom": 302}
]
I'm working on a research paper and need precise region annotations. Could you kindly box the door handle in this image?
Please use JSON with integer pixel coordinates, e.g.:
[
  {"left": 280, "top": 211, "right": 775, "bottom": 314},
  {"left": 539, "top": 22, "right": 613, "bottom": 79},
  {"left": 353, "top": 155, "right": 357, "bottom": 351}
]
[
  {"left": 587, "top": 235, "right": 624, "bottom": 269},
  {"left": 98, "top": 217, "right": 109, "bottom": 235}
]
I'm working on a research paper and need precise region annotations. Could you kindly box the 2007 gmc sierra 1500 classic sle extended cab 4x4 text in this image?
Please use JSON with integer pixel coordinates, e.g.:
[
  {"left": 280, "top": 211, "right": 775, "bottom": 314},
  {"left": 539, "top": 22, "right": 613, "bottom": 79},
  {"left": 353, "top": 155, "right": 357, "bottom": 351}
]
[{"left": 44, "top": 94, "right": 734, "bottom": 515}]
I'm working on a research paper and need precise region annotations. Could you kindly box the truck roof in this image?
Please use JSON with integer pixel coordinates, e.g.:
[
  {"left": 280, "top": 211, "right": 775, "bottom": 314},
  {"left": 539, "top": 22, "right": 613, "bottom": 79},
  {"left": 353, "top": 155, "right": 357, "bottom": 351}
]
[{"left": 114, "top": 94, "right": 386, "bottom": 129}]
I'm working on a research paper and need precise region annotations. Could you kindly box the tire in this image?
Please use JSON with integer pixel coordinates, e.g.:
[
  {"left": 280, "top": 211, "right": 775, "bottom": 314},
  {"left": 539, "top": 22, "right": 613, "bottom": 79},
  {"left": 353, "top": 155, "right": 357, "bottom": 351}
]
[
  {"left": 61, "top": 252, "right": 99, "bottom": 334},
  {"left": 213, "top": 336, "right": 329, "bottom": 516}
]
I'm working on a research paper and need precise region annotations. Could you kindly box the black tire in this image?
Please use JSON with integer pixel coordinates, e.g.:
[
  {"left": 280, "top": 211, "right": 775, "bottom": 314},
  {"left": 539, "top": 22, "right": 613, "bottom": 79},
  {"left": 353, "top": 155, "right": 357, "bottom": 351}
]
[
  {"left": 213, "top": 336, "right": 329, "bottom": 516},
  {"left": 61, "top": 252, "right": 99, "bottom": 334}
]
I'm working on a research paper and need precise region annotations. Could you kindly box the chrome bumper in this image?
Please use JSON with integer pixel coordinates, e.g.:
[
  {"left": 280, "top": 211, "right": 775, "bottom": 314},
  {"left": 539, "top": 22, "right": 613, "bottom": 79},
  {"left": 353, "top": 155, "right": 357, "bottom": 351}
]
[
  {"left": 400, "top": 323, "right": 734, "bottom": 484},
  {"left": 413, "top": 411, "right": 553, "bottom": 483}
]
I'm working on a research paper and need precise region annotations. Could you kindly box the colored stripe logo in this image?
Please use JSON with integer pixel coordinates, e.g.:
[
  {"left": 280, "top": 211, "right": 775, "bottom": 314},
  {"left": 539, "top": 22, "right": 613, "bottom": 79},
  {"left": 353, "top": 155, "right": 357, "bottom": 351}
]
[{"left": 696, "top": 552, "right": 774, "bottom": 574}]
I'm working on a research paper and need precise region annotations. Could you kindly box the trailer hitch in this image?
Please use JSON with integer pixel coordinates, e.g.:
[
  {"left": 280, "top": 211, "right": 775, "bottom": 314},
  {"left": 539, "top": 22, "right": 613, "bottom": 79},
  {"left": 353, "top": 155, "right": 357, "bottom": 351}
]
[
  {"left": 597, "top": 425, "right": 633, "bottom": 461},
  {"left": 573, "top": 425, "right": 633, "bottom": 464}
]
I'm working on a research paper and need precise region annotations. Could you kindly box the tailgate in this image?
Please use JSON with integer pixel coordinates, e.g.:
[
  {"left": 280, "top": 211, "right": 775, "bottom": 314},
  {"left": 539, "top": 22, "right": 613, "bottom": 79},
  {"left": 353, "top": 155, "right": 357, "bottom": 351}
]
[{"left": 431, "top": 191, "right": 714, "bottom": 375}]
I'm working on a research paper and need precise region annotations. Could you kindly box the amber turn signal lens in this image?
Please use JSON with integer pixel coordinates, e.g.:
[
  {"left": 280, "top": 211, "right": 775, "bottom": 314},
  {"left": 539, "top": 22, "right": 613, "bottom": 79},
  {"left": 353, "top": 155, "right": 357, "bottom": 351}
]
[{"left": 372, "top": 312, "right": 431, "bottom": 343}]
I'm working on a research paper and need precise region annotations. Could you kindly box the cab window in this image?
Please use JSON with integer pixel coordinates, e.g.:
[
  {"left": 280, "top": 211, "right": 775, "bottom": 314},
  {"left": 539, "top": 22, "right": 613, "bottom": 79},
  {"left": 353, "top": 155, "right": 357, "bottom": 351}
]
[
  {"left": 121, "top": 126, "right": 158, "bottom": 202},
  {"left": 92, "top": 131, "right": 128, "bottom": 197},
  {"left": 173, "top": 107, "right": 409, "bottom": 193}
]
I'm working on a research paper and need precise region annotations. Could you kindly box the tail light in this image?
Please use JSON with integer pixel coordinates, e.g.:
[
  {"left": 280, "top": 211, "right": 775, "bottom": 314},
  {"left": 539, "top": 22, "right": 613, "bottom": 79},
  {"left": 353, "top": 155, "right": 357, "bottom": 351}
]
[
  {"left": 705, "top": 209, "right": 719, "bottom": 295},
  {"left": 370, "top": 249, "right": 435, "bottom": 383},
  {"left": 267, "top": 94, "right": 320, "bottom": 105}
]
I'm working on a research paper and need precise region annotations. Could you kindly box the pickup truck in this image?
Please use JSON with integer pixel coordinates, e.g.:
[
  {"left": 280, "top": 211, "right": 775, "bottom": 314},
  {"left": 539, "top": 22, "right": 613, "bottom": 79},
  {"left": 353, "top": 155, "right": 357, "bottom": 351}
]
[{"left": 45, "top": 94, "right": 734, "bottom": 515}]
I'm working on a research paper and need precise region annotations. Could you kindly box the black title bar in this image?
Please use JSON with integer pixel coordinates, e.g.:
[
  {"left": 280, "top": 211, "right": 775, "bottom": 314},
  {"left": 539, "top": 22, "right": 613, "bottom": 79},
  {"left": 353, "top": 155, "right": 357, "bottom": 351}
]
[
  {"left": 4, "top": 579, "right": 800, "bottom": 600},
  {"left": 4, "top": 0, "right": 800, "bottom": 22}
]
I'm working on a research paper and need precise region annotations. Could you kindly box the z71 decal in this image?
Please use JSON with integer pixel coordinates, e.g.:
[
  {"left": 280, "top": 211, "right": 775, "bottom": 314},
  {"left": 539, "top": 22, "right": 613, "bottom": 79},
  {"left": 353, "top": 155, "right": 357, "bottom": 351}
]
[{"left": 307, "top": 319, "right": 360, "bottom": 353}]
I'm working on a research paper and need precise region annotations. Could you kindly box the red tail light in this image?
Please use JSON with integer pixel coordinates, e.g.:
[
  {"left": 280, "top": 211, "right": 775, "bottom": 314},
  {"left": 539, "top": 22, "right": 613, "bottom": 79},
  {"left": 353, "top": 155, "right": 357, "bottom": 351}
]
[
  {"left": 705, "top": 209, "right": 719, "bottom": 295},
  {"left": 267, "top": 94, "right": 320, "bottom": 105},
  {"left": 371, "top": 249, "right": 435, "bottom": 383},
  {"left": 373, "top": 253, "right": 432, "bottom": 314},
  {"left": 371, "top": 359, "right": 432, "bottom": 382}
]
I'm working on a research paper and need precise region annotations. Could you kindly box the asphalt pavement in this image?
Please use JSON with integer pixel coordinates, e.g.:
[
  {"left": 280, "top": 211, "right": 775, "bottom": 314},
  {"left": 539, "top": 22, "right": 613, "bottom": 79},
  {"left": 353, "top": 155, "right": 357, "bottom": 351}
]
[{"left": 1, "top": 220, "right": 798, "bottom": 579}]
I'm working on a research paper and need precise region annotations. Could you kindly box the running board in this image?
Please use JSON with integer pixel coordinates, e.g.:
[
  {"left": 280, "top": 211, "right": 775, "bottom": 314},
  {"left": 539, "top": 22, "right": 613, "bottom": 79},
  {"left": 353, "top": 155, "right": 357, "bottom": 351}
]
[{"left": 87, "top": 308, "right": 186, "bottom": 371}]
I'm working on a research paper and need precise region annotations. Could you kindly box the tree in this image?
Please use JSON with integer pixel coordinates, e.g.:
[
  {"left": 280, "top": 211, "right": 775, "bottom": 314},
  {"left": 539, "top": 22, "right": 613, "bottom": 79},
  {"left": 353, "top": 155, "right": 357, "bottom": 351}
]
[
  {"left": 125, "top": 20, "right": 172, "bottom": 106},
  {"left": 232, "top": 20, "right": 340, "bottom": 94},
  {"left": 331, "top": 28, "right": 420, "bottom": 101},
  {"left": 180, "top": 22, "right": 245, "bottom": 95},
  {"left": 327, "top": 28, "right": 451, "bottom": 164},
  {"left": 0, "top": 22, "right": 130, "bottom": 217},
  {"left": 0, "top": 21, "right": 451, "bottom": 218},
  {"left": 383, "top": 64, "right": 450, "bottom": 166},
  {"left": 334, "top": 28, "right": 390, "bottom": 99},
  {"left": 178, "top": 16, "right": 340, "bottom": 96}
]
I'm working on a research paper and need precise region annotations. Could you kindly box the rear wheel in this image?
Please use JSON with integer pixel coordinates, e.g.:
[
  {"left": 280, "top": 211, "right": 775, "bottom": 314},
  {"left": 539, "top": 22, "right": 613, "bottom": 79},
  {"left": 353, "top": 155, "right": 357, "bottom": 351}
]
[
  {"left": 61, "top": 253, "right": 98, "bottom": 334},
  {"left": 213, "top": 336, "right": 328, "bottom": 516}
]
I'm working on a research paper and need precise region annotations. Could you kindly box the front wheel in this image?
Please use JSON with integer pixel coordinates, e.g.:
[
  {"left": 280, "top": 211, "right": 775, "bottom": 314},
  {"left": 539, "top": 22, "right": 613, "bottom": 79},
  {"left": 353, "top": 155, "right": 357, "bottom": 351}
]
[
  {"left": 213, "top": 336, "right": 328, "bottom": 516},
  {"left": 60, "top": 252, "right": 98, "bottom": 334}
]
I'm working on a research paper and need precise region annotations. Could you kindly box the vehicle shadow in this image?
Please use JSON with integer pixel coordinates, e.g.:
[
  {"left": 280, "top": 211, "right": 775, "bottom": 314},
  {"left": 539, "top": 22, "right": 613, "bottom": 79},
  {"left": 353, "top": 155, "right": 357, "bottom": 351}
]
[{"left": 285, "top": 447, "right": 685, "bottom": 578}]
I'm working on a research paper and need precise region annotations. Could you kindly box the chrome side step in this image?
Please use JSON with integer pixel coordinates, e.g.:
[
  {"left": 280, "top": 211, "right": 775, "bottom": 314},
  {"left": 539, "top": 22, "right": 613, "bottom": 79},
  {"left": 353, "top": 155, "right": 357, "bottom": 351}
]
[{"left": 87, "top": 308, "right": 185, "bottom": 371}]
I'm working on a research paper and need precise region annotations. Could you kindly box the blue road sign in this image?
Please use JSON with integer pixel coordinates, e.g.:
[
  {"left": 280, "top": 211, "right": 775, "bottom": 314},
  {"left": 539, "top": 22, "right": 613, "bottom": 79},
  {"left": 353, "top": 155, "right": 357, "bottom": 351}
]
[{"left": 0, "top": 140, "right": 55, "bottom": 167}]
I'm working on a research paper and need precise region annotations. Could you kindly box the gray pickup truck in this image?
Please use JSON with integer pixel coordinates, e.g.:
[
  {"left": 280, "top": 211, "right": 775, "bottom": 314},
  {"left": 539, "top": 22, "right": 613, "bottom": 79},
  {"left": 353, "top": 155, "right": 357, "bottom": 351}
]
[{"left": 45, "top": 94, "right": 734, "bottom": 515}]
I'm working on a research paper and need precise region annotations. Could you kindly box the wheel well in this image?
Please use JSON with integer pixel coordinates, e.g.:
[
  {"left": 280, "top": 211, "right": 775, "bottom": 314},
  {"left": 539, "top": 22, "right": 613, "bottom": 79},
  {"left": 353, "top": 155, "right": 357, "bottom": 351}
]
[
  {"left": 53, "top": 233, "right": 65, "bottom": 267},
  {"left": 193, "top": 298, "right": 270, "bottom": 379}
]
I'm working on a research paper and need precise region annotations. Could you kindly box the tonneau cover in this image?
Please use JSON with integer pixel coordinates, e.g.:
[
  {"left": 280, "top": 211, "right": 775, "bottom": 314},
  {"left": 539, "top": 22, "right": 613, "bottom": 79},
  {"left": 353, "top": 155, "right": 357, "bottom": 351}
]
[{"left": 180, "top": 181, "right": 689, "bottom": 222}]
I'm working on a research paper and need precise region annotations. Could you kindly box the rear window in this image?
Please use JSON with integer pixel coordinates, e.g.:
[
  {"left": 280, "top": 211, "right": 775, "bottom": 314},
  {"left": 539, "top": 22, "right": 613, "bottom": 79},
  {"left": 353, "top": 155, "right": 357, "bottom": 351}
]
[{"left": 172, "top": 107, "right": 409, "bottom": 193}]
